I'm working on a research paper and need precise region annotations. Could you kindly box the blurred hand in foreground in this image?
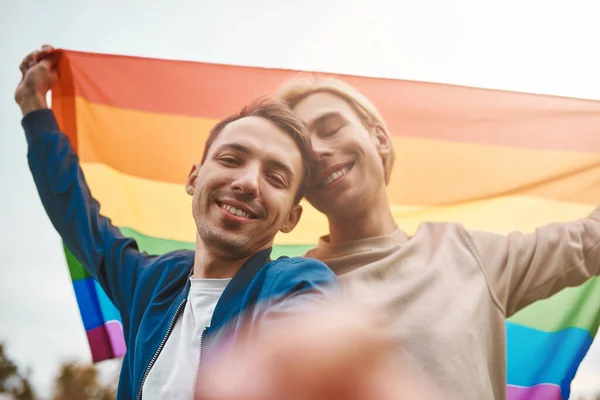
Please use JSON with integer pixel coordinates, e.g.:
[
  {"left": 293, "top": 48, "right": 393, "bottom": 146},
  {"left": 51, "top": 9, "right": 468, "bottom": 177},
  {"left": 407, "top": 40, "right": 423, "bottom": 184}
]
[{"left": 195, "top": 291, "right": 443, "bottom": 400}]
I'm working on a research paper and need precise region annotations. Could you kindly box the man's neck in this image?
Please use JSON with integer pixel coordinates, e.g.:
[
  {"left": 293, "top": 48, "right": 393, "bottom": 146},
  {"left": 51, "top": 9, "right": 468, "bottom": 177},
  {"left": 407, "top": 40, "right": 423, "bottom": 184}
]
[
  {"left": 192, "top": 233, "right": 251, "bottom": 279},
  {"left": 327, "top": 191, "right": 397, "bottom": 244}
]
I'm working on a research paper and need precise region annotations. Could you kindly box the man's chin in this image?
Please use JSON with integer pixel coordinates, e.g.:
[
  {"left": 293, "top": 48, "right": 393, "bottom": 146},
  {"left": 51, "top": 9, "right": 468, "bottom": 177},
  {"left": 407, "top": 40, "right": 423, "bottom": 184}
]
[
  {"left": 210, "top": 238, "right": 250, "bottom": 258},
  {"left": 308, "top": 193, "right": 356, "bottom": 218},
  {"left": 199, "top": 224, "right": 250, "bottom": 257}
]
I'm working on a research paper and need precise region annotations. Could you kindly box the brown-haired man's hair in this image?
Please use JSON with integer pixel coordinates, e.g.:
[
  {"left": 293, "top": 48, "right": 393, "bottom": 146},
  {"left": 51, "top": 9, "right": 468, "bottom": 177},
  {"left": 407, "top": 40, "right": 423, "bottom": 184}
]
[{"left": 201, "top": 97, "right": 311, "bottom": 203}]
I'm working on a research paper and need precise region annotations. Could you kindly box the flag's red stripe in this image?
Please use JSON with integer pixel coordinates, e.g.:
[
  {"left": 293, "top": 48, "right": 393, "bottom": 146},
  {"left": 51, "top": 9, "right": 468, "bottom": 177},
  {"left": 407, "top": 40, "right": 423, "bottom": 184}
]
[{"left": 59, "top": 49, "right": 600, "bottom": 153}]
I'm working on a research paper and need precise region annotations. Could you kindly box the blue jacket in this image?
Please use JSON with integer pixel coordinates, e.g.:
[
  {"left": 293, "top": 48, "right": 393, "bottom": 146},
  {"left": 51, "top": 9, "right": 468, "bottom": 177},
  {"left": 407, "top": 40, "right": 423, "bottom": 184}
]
[{"left": 22, "top": 109, "right": 339, "bottom": 399}]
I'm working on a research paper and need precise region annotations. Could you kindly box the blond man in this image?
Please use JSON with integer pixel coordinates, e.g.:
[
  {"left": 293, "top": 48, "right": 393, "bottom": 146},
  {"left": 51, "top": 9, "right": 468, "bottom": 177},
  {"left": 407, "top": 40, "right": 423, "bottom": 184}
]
[{"left": 264, "top": 76, "right": 600, "bottom": 400}]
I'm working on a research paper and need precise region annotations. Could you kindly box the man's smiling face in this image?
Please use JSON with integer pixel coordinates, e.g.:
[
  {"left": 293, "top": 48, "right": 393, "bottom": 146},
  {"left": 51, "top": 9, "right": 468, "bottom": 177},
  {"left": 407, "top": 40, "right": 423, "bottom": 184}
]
[
  {"left": 291, "top": 92, "right": 389, "bottom": 219},
  {"left": 187, "top": 116, "right": 304, "bottom": 258}
]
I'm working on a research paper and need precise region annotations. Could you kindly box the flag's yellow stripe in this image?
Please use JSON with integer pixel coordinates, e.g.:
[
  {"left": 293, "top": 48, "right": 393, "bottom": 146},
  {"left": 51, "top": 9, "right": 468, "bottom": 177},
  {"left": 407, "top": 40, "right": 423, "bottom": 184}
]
[
  {"left": 81, "top": 163, "right": 596, "bottom": 245},
  {"left": 75, "top": 98, "right": 600, "bottom": 207}
]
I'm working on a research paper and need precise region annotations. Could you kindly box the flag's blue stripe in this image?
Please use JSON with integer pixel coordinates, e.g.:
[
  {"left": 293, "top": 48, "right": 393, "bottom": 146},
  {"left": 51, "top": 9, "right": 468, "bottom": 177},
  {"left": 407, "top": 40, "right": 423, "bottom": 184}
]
[
  {"left": 506, "top": 321, "right": 593, "bottom": 400},
  {"left": 72, "top": 278, "right": 122, "bottom": 330}
]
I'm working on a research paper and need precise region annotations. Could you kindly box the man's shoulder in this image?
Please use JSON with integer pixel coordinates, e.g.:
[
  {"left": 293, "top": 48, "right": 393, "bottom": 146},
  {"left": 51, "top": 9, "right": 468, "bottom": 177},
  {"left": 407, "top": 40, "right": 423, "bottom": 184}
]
[
  {"left": 249, "top": 256, "right": 340, "bottom": 305},
  {"left": 411, "top": 220, "right": 470, "bottom": 241},
  {"left": 261, "top": 256, "right": 337, "bottom": 285},
  {"left": 268, "top": 255, "right": 333, "bottom": 272}
]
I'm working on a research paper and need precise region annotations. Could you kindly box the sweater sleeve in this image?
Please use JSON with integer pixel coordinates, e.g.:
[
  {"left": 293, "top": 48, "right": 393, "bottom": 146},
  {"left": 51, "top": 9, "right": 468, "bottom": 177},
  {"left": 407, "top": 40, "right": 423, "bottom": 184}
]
[{"left": 465, "top": 207, "right": 600, "bottom": 316}]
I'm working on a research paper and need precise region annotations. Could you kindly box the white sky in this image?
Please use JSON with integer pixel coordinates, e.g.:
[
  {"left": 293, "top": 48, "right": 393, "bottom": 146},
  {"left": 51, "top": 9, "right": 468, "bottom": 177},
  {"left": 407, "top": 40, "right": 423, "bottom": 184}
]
[{"left": 1, "top": 0, "right": 599, "bottom": 397}]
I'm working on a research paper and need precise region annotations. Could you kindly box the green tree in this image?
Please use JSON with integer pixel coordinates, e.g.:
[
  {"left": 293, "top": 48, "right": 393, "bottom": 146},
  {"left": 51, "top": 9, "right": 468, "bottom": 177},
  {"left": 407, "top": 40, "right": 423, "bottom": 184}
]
[{"left": 0, "top": 342, "right": 36, "bottom": 400}]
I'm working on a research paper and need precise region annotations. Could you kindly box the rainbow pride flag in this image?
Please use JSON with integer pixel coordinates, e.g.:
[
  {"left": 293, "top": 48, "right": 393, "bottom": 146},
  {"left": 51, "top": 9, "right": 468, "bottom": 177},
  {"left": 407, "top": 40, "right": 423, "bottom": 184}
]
[{"left": 49, "top": 49, "right": 600, "bottom": 400}]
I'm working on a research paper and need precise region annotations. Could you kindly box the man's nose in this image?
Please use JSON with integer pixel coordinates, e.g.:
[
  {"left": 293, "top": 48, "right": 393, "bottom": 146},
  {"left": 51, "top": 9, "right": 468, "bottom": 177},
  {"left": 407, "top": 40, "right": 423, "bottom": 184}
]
[
  {"left": 310, "top": 136, "right": 334, "bottom": 161},
  {"left": 230, "top": 165, "right": 260, "bottom": 197}
]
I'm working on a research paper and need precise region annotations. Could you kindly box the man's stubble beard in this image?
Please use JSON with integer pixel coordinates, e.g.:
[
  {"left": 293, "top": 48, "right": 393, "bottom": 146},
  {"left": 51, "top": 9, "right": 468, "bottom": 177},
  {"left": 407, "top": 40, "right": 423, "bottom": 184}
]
[
  {"left": 197, "top": 218, "right": 253, "bottom": 259},
  {"left": 193, "top": 189, "right": 266, "bottom": 259}
]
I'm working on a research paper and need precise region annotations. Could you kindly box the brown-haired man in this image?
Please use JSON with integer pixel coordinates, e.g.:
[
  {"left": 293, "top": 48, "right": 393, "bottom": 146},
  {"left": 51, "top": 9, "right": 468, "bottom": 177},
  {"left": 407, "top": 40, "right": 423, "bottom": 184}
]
[{"left": 14, "top": 46, "right": 339, "bottom": 400}]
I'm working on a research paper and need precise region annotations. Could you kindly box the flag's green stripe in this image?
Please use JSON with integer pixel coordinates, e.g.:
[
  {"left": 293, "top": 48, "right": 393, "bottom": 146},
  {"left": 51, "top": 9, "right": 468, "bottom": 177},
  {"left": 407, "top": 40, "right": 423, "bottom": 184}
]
[
  {"left": 65, "top": 227, "right": 600, "bottom": 335},
  {"left": 508, "top": 276, "right": 600, "bottom": 335},
  {"left": 66, "top": 227, "right": 314, "bottom": 280},
  {"left": 65, "top": 245, "right": 90, "bottom": 280},
  {"left": 270, "top": 244, "right": 314, "bottom": 259},
  {"left": 119, "top": 227, "right": 195, "bottom": 253},
  {"left": 118, "top": 227, "right": 314, "bottom": 258}
]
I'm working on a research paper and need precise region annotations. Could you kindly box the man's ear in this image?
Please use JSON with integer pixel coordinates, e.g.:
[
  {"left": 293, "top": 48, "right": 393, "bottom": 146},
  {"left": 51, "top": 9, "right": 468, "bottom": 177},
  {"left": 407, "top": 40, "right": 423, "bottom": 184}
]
[
  {"left": 373, "top": 125, "right": 391, "bottom": 156},
  {"left": 185, "top": 163, "right": 201, "bottom": 196},
  {"left": 280, "top": 204, "right": 303, "bottom": 234}
]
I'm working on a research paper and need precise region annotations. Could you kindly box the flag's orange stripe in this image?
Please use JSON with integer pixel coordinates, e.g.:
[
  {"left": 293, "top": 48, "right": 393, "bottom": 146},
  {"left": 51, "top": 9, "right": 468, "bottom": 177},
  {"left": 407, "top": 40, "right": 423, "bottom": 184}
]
[
  {"left": 75, "top": 98, "right": 600, "bottom": 206},
  {"left": 60, "top": 49, "right": 600, "bottom": 152}
]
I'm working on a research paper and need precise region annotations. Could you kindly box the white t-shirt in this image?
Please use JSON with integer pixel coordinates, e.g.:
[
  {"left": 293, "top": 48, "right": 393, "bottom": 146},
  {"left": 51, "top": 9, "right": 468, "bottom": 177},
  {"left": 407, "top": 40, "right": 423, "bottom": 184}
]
[{"left": 142, "top": 277, "right": 231, "bottom": 399}]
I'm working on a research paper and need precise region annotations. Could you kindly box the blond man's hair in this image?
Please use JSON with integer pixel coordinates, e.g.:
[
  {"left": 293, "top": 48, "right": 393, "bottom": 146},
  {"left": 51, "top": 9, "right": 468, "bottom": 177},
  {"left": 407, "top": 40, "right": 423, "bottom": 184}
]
[{"left": 275, "top": 75, "right": 395, "bottom": 184}]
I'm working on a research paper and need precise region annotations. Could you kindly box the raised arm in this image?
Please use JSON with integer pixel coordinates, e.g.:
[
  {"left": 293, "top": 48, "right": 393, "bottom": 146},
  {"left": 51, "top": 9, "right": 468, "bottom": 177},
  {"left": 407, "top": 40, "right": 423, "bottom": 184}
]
[
  {"left": 464, "top": 208, "right": 600, "bottom": 316},
  {"left": 15, "top": 45, "right": 149, "bottom": 319}
]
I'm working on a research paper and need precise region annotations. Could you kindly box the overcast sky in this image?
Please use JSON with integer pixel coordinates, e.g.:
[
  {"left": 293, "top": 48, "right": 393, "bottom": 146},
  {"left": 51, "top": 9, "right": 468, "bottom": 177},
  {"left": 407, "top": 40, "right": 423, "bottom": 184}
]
[{"left": 1, "top": 0, "right": 599, "bottom": 397}]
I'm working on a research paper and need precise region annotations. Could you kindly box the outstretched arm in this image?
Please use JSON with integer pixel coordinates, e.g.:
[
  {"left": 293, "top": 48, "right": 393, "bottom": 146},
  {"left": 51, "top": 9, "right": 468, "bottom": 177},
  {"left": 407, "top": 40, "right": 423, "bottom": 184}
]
[{"left": 465, "top": 207, "right": 600, "bottom": 316}]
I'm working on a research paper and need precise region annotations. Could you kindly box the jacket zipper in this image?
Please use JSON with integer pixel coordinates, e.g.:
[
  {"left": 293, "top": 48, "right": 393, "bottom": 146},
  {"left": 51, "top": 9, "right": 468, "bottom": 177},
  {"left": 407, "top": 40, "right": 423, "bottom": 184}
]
[
  {"left": 136, "top": 299, "right": 187, "bottom": 400},
  {"left": 192, "top": 327, "right": 207, "bottom": 399}
]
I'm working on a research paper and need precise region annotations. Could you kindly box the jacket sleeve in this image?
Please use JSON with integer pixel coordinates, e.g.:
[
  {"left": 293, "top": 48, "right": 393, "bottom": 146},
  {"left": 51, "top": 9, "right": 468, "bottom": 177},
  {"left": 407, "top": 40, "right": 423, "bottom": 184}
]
[
  {"left": 464, "top": 207, "right": 600, "bottom": 316},
  {"left": 22, "top": 109, "right": 151, "bottom": 320}
]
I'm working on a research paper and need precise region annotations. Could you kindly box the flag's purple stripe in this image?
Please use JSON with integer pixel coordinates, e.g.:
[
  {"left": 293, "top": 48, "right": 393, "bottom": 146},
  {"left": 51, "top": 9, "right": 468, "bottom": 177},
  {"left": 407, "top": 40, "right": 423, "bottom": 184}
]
[
  {"left": 105, "top": 320, "right": 126, "bottom": 358},
  {"left": 507, "top": 384, "right": 562, "bottom": 400},
  {"left": 86, "top": 321, "right": 125, "bottom": 362}
]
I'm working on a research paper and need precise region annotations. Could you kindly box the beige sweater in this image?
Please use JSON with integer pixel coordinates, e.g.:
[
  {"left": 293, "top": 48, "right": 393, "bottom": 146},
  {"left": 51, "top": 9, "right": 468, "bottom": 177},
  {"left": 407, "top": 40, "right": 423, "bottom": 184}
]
[{"left": 305, "top": 207, "right": 600, "bottom": 400}]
